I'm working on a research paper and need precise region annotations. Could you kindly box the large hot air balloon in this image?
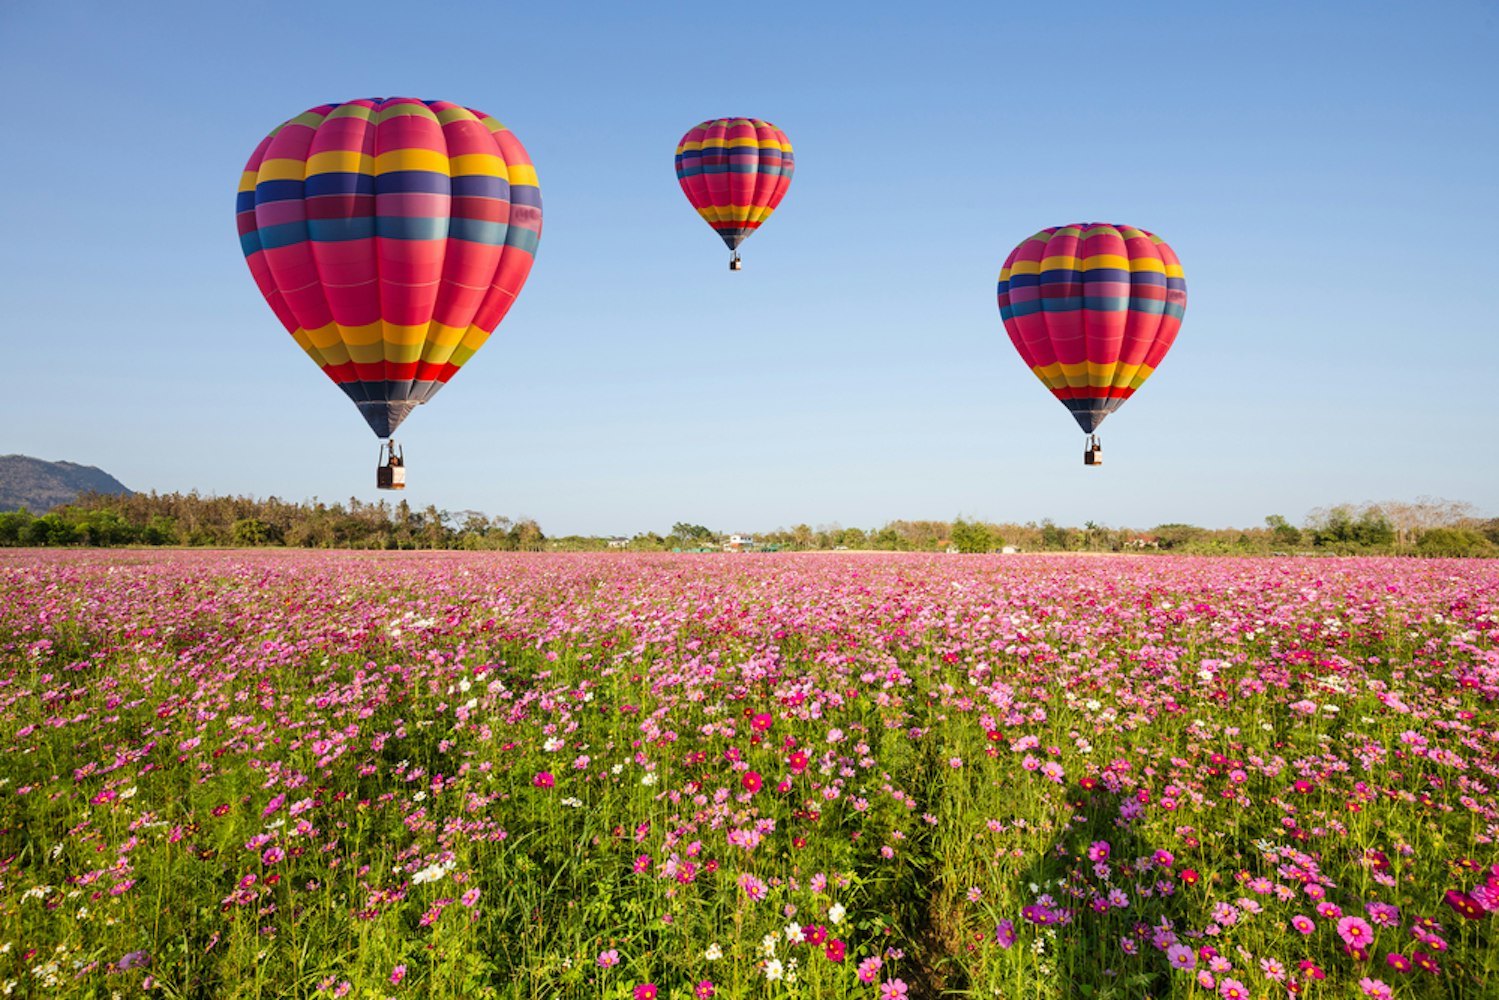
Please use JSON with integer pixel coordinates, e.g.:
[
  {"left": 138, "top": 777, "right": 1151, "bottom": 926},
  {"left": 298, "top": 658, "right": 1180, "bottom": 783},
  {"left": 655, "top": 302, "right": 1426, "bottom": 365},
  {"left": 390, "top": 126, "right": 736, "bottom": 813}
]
[
  {"left": 236, "top": 97, "right": 542, "bottom": 488},
  {"left": 997, "top": 223, "right": 1186, "bottom": 465},
  {"left": 675, "top": 118, "right": 793, "bottom": 270}
]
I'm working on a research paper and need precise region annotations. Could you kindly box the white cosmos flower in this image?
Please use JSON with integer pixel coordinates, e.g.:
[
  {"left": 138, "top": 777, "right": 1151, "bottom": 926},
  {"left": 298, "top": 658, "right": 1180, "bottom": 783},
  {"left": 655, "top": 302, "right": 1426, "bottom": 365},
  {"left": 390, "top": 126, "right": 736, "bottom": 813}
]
[{"left": 828, "top": 903, "right": 846, "bottom": 925}]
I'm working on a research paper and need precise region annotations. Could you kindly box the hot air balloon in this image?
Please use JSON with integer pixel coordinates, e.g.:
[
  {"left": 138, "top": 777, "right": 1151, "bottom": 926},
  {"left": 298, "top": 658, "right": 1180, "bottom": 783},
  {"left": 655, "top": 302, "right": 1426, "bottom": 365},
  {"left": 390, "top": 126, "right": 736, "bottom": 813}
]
[
  {"left": 997, "top": 223, "right": 1186, "bottom": 465},
  {"left": 236, "top": 97, "right": 542, "bottom": 488},
  {"left": 675, "top": 118, "right": 793, "bottom": 270}
]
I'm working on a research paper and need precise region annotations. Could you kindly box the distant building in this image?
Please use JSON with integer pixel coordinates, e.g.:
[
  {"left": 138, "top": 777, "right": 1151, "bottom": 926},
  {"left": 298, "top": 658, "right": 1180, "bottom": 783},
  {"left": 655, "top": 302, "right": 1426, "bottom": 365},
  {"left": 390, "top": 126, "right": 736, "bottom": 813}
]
[
  {"left": 724, "top": 533, "right": 755, "bottom": 552},
  {"left": 606, "top": 537, "right": 630, "bottom": 549}
]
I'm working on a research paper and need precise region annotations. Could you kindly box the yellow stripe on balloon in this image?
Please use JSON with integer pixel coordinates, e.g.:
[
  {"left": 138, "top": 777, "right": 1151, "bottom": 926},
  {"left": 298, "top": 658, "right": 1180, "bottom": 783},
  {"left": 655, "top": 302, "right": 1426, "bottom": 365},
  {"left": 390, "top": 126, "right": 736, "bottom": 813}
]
[
  {"left": 304, "top": 322, "right": 344, "bottom": 350},
  {"left": 449, "top": 153, "right": 505, "bottom": 177},
  {"left": 418, "top": 324, "right": 468, "bottom": 366},
  {"left": 374, "top": 148, "right": 450, "bottom": 175},
  {"left": 335, "top": 322, "right": 383, "bottom": 348},
  {"left": 238, "top": 170, "right": 259, "bottom": 193},
  {"left": 1039, "top": 255, "right": 1081, "bottom": 271},
  {"left": 1006, "top": 260, "right": 1041, "bottom": 276},
  {"left": 306, "top": 150, "right": 374, "bottom": 176},
  {"left": 1082, "top": 254, "right": 1130, "bottom": 270},
  {"left": 1129, "top": 257, "right": 1167, "bottom": 273},
  {"left": 502, "top": 163, "right": 539, "bottom": 187},
  {"left": 381, "top": 324, "right": 427, "bottom": 347},
  {"left": 256, "top": 158, "right": 309, "bottom": 182}
]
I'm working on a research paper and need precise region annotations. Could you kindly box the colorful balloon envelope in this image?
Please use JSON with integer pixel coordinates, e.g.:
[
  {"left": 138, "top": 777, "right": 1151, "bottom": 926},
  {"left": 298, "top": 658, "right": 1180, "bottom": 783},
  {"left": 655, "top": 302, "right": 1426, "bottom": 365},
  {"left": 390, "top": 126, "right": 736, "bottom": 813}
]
[
  {"left": 236, "top": 97, "right": 542, "bottom": 439},
  {"left": 997, "top": 223, "right": 1186, "bottom": 436},
  {"left": 675, "top": 118, "right": 793, "bottom": 267}
]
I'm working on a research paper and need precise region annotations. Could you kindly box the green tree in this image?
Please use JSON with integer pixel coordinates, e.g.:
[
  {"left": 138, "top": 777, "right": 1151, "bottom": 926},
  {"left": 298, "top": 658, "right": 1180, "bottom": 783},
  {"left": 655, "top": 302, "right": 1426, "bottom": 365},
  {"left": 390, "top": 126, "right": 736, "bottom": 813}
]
[
  {"left": 950, "top": 518, "right": 996, "bottom": 554},
  {"left": 0, "top": 509, "right": 34, "bottom": 545},
  {"left": 1417, "top": 527, "right": 1494, "bottom": 558},
  {"left": 1265, "top": 514, "right": 1302, "bottom": 549}
]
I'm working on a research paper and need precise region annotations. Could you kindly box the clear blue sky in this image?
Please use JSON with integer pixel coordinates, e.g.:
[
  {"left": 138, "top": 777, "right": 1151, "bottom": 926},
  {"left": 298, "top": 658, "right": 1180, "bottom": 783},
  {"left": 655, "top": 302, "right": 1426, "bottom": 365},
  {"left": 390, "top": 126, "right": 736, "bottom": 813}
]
[{"left": 2, "top": 1, "right": 1495, "bottom": 535}]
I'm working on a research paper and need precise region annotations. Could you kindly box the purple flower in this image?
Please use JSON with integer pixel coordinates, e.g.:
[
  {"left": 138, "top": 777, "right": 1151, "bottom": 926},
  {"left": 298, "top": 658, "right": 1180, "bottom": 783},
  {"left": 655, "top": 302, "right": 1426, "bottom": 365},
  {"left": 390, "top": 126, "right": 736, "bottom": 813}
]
[
  {"left": 1166, "top": 944, "right": 1196, "bottom": 971},
  {"left": 995, "top": 919, "right": 1016, "bottom": 949}
]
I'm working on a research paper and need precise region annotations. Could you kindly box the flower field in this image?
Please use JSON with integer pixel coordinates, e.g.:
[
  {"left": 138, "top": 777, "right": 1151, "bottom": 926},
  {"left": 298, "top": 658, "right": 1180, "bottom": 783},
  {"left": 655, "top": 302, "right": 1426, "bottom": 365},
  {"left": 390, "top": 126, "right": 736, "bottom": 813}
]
[{"left": 1, "top": 551, "right": 1496, "bottom": 1000}]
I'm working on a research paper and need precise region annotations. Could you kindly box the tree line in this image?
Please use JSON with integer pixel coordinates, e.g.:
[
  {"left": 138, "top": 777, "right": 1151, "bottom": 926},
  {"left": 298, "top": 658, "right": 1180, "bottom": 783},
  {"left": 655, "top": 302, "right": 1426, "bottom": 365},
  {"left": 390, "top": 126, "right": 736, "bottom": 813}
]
[
  {"left": 0, "top": 491, "right": 544, "bottom": 550},
  {"left": 0, "top": 493, "right": 1493, "bottom": 557}
]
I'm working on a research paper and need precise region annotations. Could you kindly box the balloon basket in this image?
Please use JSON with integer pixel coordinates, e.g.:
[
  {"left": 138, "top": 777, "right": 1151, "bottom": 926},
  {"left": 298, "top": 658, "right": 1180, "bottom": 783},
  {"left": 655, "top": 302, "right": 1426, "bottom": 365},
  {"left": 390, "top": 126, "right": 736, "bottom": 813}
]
[
  {"left": 729, "top": 254, "right": 742, "bottom": 271},
  {"left": 1083, "top": 435, "right": 1102, "bottom": 466},
  {"left": 377, "top": 441, "right": 406, "bottom": 490}
]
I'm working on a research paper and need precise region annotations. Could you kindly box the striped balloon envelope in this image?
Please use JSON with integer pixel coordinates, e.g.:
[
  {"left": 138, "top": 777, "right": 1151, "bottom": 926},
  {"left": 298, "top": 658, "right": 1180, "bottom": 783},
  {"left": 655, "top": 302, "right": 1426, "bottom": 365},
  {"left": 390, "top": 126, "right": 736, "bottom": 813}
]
[
  {"left": 997, "top": 223, "right": 1186, "bottom": 434},
  {"left": 236, "top": 97, "right": 542, "bottom": 439},
  {"left": 675, "top": 118, "right": 793, "bottom": 266}
]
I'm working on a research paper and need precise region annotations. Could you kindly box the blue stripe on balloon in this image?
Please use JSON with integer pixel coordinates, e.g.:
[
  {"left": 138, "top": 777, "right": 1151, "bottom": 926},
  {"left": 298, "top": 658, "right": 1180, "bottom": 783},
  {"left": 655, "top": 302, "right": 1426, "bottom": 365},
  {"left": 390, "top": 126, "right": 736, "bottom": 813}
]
[
  {"left": 255, "top": 179, "right": 305, "bottom": 204},
  {"left": 375, "top": 216, "right": 449, "bottom": 240},
  {"left": 307, "top": 218, "right": 375, "bottom": 242},
  {"left": 256, "top": 220, "right": 310, "bottom": 250},
  {"left": 509, "top": 185, "right": 542, "bottom": 209},
  {"left": 452, "top": 175, "right": 508, "bottom": 198},
  {"left": 503, "top": 227, "right": 541, "bottom": 255},
  {"left": 305, "top": 172, "right": 374, "bottom": 197},
  {"left": 239, "top": 231, "right": 262, "bottom": 257},
  {"left": 449, "top": 218, "right": 509, "bottom": 245},
  {"left": 375, "top": 171, "right": 451, "bottom": 195}
]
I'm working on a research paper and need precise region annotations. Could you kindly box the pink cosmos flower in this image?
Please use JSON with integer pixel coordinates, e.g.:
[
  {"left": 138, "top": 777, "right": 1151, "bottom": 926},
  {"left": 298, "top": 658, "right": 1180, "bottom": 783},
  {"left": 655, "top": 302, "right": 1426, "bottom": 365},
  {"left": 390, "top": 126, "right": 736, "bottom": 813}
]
[
  {"left": 634, "top": 984, "right": 658, "bottom": 1000},
  {"left": 1338, "top": 916, "right": 1374, "bottom": 947},
  {"left": 1218, "top": 978, "right": 1248, "bottom": 1000},
  {"left": 597, "top": 949, "right": 619, "bottom": 968},
  {"left": 532, "top": 772, "right": 554, "bottom": 789},
  {"left": 695, "top": 982, "right": 714, "bottom": 999},
  {"left": 390, "top": 965, "right": 406, "bottom": 985},
  {"left": 1292, "top": 914, "right": 1315, "bottom": 935},
  {"left": 741, "top": 771, "right": 763, "bottom": 794}
]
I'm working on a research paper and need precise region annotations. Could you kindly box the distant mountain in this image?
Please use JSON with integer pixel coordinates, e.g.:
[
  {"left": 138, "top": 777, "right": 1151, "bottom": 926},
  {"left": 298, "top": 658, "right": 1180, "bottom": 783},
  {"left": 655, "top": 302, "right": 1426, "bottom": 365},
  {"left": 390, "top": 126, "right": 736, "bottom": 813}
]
[{"left": 0, "top": 455, "right": 132, "bottom": 513}]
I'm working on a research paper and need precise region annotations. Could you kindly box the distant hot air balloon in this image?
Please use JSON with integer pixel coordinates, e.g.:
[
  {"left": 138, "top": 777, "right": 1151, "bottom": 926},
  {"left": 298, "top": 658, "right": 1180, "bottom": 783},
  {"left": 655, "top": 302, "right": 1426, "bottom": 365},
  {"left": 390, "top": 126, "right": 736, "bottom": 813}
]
[
  {"left": 997, "top": 223, "right": 1186, "bottom": 465},
  {"left": 236, "top": 97, "right": 542, "bottom": 488},
  {"left": 675, "top": 118, "right": 793, "bottom": 270}
]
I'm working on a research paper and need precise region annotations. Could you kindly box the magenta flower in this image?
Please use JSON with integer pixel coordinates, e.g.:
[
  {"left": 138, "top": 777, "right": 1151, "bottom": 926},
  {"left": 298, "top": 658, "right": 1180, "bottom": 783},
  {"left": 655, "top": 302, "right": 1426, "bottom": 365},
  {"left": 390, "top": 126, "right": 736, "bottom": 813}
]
[
  {"left": 856, "top": 955, "right": 882, "bottom": 984},
  {"left": 1444, "top": 890, "right": 1484, "bottom": 920},
  {"left": 597, "top": 949, "right": 619, "bottom": 968},
  {"left": 634, "top": 984, "right": 658, "bottom": 1000},
  {"left": 390, "top": 965, "right": 406, "bottom": 985},
  {"left": 1338, "top": 916, "right": 1375, "bottom": 948},
  {"left": 694, "top": 981, "right": 714, "bottom": 999},
  {"left": 741, "top": 771, "right": 763, "bottom": 794},
  {"left": 995, "top": 920, "right": 1016, "bottom": 949},
  {"left": 1292, "top": 914, "right": 1315, "bottom": 935},
  {"left": 532, "top": 772, "right": 555, "bottom": 789}
]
